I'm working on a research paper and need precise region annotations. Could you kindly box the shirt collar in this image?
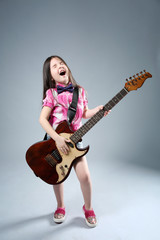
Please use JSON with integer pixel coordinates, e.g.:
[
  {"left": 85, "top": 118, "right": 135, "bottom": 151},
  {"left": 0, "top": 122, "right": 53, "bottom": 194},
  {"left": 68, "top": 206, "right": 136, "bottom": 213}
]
[{"left": 56, "top": 82, "right": 71, "bottom": 87}]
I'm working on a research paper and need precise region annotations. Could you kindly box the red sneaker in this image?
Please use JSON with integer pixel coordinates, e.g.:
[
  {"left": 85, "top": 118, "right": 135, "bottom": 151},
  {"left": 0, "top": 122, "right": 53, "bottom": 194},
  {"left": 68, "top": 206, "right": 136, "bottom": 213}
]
[
  {"left": 83, "top": 205, "right": 97, "bottom": 227},
  {"left": 53, "top": 207, "right": 65, "bottom": 223}
]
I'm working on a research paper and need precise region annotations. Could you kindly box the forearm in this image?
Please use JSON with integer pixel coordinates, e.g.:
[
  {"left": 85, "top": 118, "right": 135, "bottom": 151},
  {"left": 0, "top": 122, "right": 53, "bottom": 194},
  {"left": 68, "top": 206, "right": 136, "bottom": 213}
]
[
  {"left": 39, "top": 110, "right": 71, "bottom": 154},
  {"left": 83, "top": 107, "right": 101, "bottom": 119},
  {"left": 39, "top": 116, "right": 60, "bottom": 141},
  {"left": 39, "top": 106, "right": 61, "bottom": 141}
]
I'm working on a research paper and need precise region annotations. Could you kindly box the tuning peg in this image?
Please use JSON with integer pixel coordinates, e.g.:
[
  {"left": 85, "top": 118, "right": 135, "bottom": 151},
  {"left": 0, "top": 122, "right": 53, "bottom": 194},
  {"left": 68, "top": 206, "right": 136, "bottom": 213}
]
[
  {"left": 140, "top": 71, "right": 143, "bottom": 74},
  {"left": 133, "top": 75, "right": 136, "bottom": 78},
  {"left": 143, "top": 70, "right": 146, "bottom": 73},
  {"left": 126, "top": 78, "right": 128, "bottom": 81},
  {"left": 129, "top": 77, "right": 132, "bottom": 80},
  {"left": 136, "top": 73, "right": 139, "bottom": 76}
]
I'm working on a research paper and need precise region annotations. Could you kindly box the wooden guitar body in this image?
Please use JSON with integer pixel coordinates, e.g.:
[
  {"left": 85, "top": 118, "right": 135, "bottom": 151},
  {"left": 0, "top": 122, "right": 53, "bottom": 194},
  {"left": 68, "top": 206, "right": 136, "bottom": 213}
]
[{"left": 26, "top": 121, "right": 89, "bottom": 185}]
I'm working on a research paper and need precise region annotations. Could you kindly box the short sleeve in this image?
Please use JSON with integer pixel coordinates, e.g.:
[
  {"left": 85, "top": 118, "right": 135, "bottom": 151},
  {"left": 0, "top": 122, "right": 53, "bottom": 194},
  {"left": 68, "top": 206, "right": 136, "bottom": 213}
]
[
  {"left": 81, "top": 88, "right": 88, "bottom": 108},
  {"left": 42, "top": 89, "right": 56, "bottom": 109}
]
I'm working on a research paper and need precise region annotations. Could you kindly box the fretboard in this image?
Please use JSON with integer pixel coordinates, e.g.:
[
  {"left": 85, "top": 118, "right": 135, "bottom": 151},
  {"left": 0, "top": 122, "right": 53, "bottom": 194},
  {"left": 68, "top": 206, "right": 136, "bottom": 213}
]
[{"left": 70, "top": 87, "right": 128, "bottom": 144}]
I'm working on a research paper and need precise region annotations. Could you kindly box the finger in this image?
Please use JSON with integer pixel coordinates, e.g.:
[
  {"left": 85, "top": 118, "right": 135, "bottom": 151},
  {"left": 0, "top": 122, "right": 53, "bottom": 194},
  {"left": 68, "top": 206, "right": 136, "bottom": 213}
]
[
  {"left": 104, "top": 110, "right": 110, "bottom": 116},
  {"left": 65, "top": 138, "right": 71, "bottom": 143},
  {"left": 60, "top": 147, "right": 69, "bottom": 155},
  {"left": 64, "top": 142, "right": 70, "bottom": 151},
  {"left": 65, "top": 138, "right": 70, "bottom": 141},
  {"left": 63, "top": 149, "right": 68, "bottom": 155},
  {"left": 65, "top": 139, "right": 72, "bottom": 150},
  {"left": 63, "top": 141, "right": 70, "bottom": 152}
]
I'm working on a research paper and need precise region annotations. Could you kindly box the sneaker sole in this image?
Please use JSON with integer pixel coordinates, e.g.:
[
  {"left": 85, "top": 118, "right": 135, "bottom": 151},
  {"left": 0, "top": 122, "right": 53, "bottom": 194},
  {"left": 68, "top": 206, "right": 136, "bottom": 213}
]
[
  {"left": 83, "top": 209, "right": 97, "bottom": 228},
  {"left": 53, "top": 215, "right": 65, "bottom": 223}
]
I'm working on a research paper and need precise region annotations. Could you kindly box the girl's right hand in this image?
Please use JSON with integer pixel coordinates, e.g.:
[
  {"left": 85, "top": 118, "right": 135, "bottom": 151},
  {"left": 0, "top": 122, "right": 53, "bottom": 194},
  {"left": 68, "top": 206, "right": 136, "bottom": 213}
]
[{"left": 55, "top": 135, "right": 71, "bottom": 155}]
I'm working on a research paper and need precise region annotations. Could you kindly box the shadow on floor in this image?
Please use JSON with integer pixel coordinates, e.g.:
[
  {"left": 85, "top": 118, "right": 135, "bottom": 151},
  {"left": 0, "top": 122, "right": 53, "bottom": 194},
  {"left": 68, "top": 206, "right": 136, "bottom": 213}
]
[{"left": 0, "top": 212, "right": 89, "bottom": 235}]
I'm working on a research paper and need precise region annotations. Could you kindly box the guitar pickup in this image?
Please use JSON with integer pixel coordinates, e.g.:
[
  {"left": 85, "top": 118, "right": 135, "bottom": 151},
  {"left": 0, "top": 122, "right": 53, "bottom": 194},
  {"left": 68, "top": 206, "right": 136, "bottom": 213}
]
[{"left": 45, "top": 154, "right": 58, "bottom": 167}]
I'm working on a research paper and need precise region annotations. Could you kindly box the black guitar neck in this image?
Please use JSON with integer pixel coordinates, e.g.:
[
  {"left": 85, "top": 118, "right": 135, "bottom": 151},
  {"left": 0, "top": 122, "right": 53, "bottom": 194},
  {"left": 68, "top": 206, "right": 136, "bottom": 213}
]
[{"left": 70, "top": 87, "right": 128, "bottom": 144}]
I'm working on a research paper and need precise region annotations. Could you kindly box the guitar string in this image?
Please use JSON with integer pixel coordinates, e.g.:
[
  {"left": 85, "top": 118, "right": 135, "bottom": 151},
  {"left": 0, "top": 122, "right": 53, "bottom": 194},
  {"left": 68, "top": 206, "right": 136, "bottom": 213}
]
[
  {"left": 77, "top": 88, "right": 127, "bottom": 141},
  {"left": 49, "top": 87, "right": 128, "bottom": 161}
]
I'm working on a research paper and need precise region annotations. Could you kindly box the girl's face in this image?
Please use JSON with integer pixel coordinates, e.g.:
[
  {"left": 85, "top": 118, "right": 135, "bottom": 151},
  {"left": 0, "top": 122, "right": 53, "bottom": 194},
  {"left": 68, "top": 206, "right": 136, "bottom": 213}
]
[{"left": 50, "top": 57, "right": 69, "bottom": 85}]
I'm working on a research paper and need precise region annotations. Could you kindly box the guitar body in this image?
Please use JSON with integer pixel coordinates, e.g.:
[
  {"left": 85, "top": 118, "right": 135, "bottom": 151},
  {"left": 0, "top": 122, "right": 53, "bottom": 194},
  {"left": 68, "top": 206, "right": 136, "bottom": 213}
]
[{"left": 26, "top": 121, "right": 89, "bottom": 185}]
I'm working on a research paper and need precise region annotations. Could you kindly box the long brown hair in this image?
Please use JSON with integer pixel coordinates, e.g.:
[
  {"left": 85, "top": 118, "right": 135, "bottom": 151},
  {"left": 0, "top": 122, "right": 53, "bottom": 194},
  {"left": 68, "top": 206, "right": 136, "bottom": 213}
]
[{"left": 42, "top": 55, "right": 78, "bottom": 99}]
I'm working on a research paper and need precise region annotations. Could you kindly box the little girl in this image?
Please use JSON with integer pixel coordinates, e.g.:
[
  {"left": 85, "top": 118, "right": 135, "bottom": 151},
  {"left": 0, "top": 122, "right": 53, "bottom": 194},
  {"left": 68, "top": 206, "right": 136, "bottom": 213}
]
[{"left": 39, "top": 55, "right": 109, "bottom": 228}]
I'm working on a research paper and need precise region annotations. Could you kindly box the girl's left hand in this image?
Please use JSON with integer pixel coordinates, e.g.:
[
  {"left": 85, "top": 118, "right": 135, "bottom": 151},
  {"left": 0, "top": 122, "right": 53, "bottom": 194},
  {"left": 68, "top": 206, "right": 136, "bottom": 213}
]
[{"left": 96, "top": 105, "right": 111, "bottom": 116}]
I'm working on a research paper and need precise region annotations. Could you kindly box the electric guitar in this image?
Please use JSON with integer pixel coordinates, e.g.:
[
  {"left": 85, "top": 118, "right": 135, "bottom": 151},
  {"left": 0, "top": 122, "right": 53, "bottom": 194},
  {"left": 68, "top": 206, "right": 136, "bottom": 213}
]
[{"left": 26, "top": 70, "right": 152, "bottom": 185}]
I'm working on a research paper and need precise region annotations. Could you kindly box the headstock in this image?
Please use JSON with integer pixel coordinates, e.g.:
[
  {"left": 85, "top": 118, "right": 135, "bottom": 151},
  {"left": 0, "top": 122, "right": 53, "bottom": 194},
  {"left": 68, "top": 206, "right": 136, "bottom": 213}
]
[{"left": 125, "top": 70, "right": 152, "bottom": 92}]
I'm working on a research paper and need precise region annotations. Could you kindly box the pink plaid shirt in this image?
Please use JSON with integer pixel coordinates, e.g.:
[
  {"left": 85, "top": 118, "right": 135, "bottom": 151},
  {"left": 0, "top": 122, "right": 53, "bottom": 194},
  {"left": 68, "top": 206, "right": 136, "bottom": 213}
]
[{"left": 42, "top": 84, "right": 88, "bottom": 131}]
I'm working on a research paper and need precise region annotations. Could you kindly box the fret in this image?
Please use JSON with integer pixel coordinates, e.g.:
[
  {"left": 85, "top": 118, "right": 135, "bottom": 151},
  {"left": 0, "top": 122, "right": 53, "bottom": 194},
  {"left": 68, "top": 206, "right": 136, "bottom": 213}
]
[
  {"left": 71, "top": 134, "right": 80, "bottom": 143},
  {"left": 81, "top": 124, "right": 88, "bottom": 133},
  {"left": 71, "top": 87, "right": 128, "bottom": 143},
  {"left": 121, "top": 88, "right": 128, "bottom": 96},
  {"left": 123, "top": 87, "right": 129, "bottom": 93},
  {"left": 108, "top": 100, "right": 115, "bottom": 107},
  {"left": 112, "top": 96, "right": 119, "bottom": 104},
  {"left": 116, "top": 92, "right": 123, "bottom": 100},
  {"left": 104, "top": 103, "right": 112, "bottom": 111},
  {"left": 81, "top": 128, "right": 86, "bottom": 136}
]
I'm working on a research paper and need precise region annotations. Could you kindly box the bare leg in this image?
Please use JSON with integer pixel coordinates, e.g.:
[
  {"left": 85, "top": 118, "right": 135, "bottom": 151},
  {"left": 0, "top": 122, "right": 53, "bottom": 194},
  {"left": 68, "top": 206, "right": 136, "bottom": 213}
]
[
  {"left": 74, "top": 156, "right": 92, "bottom": 210},
  {"left": 74, "top": 156, "right": 97, "bottom": 226},
  {"left": 53, "top": 183, "right": 65, "bottom": 208},
  {"left": 53, "top": 183, "right": 65, "bottom": 221}
]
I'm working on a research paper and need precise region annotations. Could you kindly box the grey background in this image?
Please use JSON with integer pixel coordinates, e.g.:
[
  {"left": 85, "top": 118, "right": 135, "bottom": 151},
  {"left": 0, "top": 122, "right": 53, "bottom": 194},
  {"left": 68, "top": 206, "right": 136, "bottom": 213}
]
[{"left": 0, "top": 0, "right": 160, "bottom": 240}]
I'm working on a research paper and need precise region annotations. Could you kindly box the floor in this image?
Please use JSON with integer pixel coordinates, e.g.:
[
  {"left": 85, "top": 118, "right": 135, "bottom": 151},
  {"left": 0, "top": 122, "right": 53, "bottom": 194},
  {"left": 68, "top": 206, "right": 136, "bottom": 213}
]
[{"left": 0, "top": 152, "right": 160, "bottom": 240}]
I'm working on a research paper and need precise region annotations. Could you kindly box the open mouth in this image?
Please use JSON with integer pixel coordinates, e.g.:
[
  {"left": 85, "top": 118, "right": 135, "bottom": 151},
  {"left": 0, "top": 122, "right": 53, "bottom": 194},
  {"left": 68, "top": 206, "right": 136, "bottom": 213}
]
[{"left": 59, "top": 70, "right": 66, "bottom": 76}]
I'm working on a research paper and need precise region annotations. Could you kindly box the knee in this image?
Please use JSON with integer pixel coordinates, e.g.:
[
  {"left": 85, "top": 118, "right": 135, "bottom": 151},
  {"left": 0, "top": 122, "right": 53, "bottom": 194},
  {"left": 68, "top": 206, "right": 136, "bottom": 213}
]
[{"left": 79, "top": 172, "right": 91, "bottom": 185}]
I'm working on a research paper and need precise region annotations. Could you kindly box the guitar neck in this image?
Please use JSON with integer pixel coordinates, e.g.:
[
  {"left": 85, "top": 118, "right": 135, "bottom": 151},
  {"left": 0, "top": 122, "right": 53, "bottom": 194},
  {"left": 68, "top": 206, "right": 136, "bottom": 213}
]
[{"left": 70, "top": 87, "right": 129, "bottom": 144}]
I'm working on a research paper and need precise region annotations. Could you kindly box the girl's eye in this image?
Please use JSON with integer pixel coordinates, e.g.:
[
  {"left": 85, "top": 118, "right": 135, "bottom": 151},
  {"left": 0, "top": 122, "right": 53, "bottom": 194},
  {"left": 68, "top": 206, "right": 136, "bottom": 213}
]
[{"left": 60, "top": 62, "right": 64, "bottom": 65}]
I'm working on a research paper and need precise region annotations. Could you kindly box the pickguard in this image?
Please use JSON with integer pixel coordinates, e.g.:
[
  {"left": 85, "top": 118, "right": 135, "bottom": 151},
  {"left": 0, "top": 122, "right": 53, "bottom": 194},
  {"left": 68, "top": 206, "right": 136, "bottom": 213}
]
[{"left": 56, "top": 133, "right": 87, "bottom": 183}]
